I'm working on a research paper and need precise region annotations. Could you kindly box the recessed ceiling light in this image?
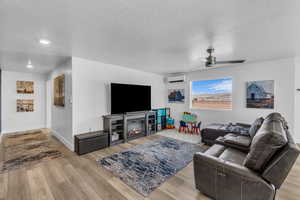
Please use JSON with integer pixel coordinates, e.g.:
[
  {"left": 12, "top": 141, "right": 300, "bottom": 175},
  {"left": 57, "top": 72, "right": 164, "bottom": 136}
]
[
  {"left": 27, "top": 60, "right": 34, "bottom": 69},
  {"left": 39, "top": 39, "right": 51, "bottom": 45}
]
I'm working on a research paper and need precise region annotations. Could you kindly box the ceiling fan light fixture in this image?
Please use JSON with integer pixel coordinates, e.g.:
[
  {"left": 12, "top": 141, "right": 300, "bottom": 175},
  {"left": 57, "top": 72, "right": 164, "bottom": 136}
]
[{"left": 204, "top": 47, "right": 246, "bottom": 67}]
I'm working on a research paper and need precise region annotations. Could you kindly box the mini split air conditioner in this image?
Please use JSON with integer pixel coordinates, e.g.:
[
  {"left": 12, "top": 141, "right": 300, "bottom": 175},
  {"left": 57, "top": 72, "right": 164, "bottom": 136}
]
[{"left": 167, "top": 75, "right": 186, "bottom": 84}]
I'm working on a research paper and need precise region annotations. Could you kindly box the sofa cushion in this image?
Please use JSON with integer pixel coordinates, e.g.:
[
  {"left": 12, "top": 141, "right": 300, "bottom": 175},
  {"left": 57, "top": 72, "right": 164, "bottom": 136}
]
[
  {"left": 249, "top": 117, "right": 264, "bottom": 139},
  {"left": 223, "top": 133, "right": 251, "bottom": 147},
  {"left": 216, "top": 136, "right": 250, "bottom": 152},
  {"left": 204, "top": 144, "right": 226, "bottom": 157},
  {"left": 244, "top": 114, "right": 288, "bottom": 171},
  {"left": 219, "top": 148, "right": 247, "bottom": 165}
]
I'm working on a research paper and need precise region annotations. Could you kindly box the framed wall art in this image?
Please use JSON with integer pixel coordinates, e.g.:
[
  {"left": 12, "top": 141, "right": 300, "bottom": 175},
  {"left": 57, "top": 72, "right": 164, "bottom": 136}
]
[
  {"left": 17, "top": 99, "right": 34, "bottom": 112},
  {"left": 168, "top": 89, "right": 185, "bottom": 103},
  {"left": 16, "top": 81, "right": 34, "bottom": 94},
  {"left": 54, "top": 74, "right": 65, "bottom": 106},
  {"left": 246, "top": 80, "right": 274, "bottom": 109}
]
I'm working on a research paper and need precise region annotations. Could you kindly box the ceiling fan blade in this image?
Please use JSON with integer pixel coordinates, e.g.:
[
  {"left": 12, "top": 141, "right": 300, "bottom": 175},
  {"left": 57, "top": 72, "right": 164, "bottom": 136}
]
[{"left": 215, "top": 60, "right": 246, "bottom": 64}]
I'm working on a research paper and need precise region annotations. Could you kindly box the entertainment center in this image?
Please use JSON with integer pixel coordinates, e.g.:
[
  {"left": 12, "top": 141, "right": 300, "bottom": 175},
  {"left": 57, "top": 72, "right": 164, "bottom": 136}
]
[
  {"left": 103, "top": 111, "right": 157, "bottom": 146},
  {"left": 74, "top": 108, "right": 171, "bottom": 155},
  {"left": 75, "top": 82, "right": 164, "bottom": 155}
]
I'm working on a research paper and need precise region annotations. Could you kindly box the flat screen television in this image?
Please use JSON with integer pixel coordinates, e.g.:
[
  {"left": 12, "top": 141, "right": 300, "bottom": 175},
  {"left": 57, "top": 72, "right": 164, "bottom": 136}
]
[{"left": 111, "top": 83, "right": 151, "bottom": 114}]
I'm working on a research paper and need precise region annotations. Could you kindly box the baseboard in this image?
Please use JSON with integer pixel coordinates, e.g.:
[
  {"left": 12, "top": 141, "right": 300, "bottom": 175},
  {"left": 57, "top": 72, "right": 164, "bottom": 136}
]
[
  {"left": 51, "top": 130, "right": 74, "bottom": 152},
  {"left": 1, "top": 127, "right": 45, "bottom": 135}
]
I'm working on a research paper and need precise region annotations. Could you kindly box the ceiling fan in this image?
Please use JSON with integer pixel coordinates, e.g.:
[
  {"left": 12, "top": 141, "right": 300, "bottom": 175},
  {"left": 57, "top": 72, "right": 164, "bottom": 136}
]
[{"left": 205, "top": 47, "right": 246, "bottom": 67}]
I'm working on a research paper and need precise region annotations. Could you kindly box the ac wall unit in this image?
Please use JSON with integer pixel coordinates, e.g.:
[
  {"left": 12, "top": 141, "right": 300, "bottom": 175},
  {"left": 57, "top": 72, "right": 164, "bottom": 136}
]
[{"left": 167, "top": 75, "right": 185, "bottom": 84}]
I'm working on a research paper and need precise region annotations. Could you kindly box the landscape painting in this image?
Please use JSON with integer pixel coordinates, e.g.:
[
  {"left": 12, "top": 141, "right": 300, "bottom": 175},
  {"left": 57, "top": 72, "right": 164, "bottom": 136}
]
[
  {"left": 247, "top": 80, "right": 274, "bottom": 109},
  {"left": 17, "top": 99, "right": 34, "bottom": 112},
  {"left": 168, "top": 89, "right": 185, "bottom": 103},
  {"left": 191, "top": 78, "right": 232, "bottom": 110},
  {"left": 17, "top": 81, "right": 34, "bottom": 94},
  {"left": 54, "top": 74, "right": 65, "bottom": 106}
]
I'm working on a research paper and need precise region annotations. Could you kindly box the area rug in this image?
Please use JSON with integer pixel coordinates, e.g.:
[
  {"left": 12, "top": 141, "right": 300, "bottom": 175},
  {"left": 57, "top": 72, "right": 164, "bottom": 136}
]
[
  {"left": 0, "top": 130, "right": 62, "bottom": 173},
  {"left": 99, "top": 137, "right": 207, "bottom": 196}
]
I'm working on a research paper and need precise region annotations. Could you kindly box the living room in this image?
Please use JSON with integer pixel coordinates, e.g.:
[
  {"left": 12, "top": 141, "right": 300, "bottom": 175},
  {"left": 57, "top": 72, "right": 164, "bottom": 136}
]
[{"left": 0, "top": 1, "right": 300, "bottom": 200}]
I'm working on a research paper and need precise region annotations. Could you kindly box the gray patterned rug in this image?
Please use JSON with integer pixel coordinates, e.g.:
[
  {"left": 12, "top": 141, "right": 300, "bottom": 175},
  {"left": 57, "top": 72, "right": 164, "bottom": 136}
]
[
  {"left": 0, "top": 130, "right": 62, "bottom": 173},
  {"left": 99, "top": 137, "right": 207, "bottom": 196}
]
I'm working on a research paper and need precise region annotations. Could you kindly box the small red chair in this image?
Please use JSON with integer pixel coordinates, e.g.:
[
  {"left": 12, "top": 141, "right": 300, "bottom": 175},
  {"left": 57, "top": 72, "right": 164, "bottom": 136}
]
[{"left": 192, "top": 121, "right": 202, "bottom": 135}]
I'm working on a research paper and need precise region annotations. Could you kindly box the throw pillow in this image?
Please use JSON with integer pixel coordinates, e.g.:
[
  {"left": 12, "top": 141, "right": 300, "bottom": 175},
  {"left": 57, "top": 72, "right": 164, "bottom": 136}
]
[{"left": 248, "top": 117, "right": 264, "bottom": 139}]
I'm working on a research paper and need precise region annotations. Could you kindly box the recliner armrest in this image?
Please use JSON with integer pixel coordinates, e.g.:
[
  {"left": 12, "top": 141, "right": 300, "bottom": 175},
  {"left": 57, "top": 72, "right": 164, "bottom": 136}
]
[
  {"left": 194, "top": 152, "right": 261, "bottom": 181},
  {"left": 193, "top": 152, "right": 275, "bottom": 200}
]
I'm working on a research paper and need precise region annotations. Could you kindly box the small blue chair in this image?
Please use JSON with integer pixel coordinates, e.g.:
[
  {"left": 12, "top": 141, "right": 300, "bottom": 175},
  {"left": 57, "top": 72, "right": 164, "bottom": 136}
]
[{"left": 179, "top": 120, "right": 189, "bottom": 133}]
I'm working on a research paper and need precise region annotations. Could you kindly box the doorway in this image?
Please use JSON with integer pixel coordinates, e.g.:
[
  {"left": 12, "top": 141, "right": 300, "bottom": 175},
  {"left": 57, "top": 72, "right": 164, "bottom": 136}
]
[{"left": 46, "top": 79, "right": 52, "bottom": 128}]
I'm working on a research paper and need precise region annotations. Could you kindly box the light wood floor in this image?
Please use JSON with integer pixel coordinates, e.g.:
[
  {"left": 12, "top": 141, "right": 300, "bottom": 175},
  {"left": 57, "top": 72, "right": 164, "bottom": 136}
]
[{"left": 0, "top": 132, "right": 299, "bottom": 200}]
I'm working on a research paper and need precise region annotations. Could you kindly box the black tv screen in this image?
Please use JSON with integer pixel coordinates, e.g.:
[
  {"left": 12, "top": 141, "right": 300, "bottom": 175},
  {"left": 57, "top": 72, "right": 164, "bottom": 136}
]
[{"left": 111, "top": 83, "right": 151, "bottom": 114}]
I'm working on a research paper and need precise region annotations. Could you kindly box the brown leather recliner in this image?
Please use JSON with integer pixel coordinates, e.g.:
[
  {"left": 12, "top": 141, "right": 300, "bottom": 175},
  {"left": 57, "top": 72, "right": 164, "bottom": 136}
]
[{"left": 193, "top": 113, "right": 299, "bottom": 200}]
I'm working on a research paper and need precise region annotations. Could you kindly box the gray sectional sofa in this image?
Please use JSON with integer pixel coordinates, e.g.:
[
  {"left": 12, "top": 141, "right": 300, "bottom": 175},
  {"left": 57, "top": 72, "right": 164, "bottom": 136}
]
[
  {"left": 193, "top": 113, "right": 299, "bottom": 200},
  {"left": 201, "top": 123, "right": 251, "bottom": 145}
]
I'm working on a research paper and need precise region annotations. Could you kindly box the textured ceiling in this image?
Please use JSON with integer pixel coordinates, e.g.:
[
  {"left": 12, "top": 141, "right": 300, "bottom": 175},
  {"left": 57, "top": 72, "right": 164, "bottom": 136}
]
[{"left": 0, "top": 0, "right": 299, "bottom": 74}]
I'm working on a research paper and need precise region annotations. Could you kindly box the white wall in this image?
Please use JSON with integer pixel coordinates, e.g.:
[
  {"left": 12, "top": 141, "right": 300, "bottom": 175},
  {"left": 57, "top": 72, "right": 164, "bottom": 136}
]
[
  {"left": 167, "top": 58, "right": 296, "bottom": 137},
  {"left": 48, "top": 59, "right": 73, "bottom": 150},
  {"left": 1, "top": 71, "right": 47, "bottom": 133},
  {"left": 294, "top": 57, "right": 300, "bottom": 142},
  {"left": 72, "top": 57, "right": 166, "bottom": 135}
]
